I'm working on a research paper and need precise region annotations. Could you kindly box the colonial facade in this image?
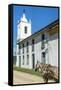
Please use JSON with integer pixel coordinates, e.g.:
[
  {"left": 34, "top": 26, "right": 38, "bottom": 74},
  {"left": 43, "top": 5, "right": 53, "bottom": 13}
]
[{"left": 16, "top": 12, "right": 59, "bottom": 69}]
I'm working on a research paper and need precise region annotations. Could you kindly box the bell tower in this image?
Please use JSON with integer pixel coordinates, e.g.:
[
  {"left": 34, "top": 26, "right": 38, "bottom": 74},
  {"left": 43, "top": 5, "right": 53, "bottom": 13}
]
[
  {"left": 17, "top": 10, "right": 31, "bottom": 42},
  {"left": 16, "top": 10, "right": 31, "bottom": 67}
]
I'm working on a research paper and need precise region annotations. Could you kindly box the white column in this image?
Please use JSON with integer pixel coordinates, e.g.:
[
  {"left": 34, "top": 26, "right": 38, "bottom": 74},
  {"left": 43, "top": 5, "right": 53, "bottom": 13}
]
[{"left": 16, "top": 44, "right": 19, "bottom": 67}]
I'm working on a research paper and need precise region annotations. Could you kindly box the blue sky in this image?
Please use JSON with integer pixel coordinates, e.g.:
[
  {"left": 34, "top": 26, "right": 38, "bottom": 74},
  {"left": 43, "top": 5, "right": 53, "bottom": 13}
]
[{"left": 13, "top": 5, "right": 59, "bottom": 55}]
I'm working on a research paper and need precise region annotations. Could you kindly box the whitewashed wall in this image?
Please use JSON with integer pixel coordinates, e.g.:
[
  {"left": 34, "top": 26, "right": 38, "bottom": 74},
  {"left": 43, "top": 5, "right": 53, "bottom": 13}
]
[
  {"left": 16, "top": 31, "right": 58, "bottom": 68},
  {"left": 20, "top": 22, "right": 31, "bottom": 40},
  {"left": 48, "top": 33, "right": 58, "bottom": 67}
]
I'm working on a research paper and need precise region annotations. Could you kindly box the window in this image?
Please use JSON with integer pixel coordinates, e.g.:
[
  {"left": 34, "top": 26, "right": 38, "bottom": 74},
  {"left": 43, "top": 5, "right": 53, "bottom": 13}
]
[
  {"left": 42, "top": 34, "right": 45, "bottom": 40},
  {"left": 41, "top": 34, "right": 45, "bottom": 49},
  {"left": 19, "top": 44, "right": 21, "bottom": 54},
  {"left": 32, "top": 39, "right": 35, "bottom": 44},
  {"left": 27, "top": 42, "right": 29, "bottom": 52},
  {"left": 27, "top": 41, "right": 29, "bottom": 46},
  {"left": 32, "top": 39, "right": 35, "bottom": 51},
  {"left": 25, "top": 26, "right": 27, "bottom": 34},
  {"left": 19, "top": 43, "right": 21, "bottom": 49},
  {"left": 23, "top": 44, "right": 24, "bottom": 53},
  {"left": 42, "top": 52, "right": 45, "bottom": 57},
  {"left": 42, "top": 52, "right": 45, "bottom": 64},
  {"left": 22, "top": 55, "right": 24, "bottom": 65},
  {"left": 27, "top": 55, "right": 29, "bottom": 65}
]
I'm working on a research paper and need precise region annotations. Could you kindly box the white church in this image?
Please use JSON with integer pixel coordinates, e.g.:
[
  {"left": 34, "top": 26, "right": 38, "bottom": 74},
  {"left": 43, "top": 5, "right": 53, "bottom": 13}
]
[{"left": 16, "top": 11, "right": 59, "bottom": 69}]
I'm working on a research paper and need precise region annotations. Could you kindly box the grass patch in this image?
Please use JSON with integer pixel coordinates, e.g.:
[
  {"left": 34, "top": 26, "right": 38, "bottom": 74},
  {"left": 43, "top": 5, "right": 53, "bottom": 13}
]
[{"left": 13, "top": 66, "right": 42, "bottom": 77}]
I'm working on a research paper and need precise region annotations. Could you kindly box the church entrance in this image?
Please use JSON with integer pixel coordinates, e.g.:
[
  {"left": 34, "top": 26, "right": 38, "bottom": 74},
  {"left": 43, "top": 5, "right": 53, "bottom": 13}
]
[{"left": 32, "top": 54, "right": 35, "bottom": 69}]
